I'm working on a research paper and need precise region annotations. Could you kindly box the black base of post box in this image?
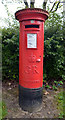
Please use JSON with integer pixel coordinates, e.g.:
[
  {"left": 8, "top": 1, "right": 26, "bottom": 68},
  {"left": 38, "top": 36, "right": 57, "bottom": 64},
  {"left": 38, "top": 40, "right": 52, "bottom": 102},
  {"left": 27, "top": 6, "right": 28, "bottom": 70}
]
[{"left": 19, "top": 85, "right": 43, "bottom": 112}]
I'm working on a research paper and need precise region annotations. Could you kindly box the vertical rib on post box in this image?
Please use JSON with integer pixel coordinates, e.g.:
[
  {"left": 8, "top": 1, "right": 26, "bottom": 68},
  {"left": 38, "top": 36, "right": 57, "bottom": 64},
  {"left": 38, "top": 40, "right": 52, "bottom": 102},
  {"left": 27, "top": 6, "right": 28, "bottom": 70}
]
[{"left": 15, "top": 8, "right": 49, "bottom": 112}]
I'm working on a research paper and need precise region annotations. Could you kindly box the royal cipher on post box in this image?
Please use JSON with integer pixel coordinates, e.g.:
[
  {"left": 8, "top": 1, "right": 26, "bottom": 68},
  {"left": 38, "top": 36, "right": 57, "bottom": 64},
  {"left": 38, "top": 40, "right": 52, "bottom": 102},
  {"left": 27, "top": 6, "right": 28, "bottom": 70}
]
[{"left": 15, "top": 8, "right": 49, "bottom": 112}]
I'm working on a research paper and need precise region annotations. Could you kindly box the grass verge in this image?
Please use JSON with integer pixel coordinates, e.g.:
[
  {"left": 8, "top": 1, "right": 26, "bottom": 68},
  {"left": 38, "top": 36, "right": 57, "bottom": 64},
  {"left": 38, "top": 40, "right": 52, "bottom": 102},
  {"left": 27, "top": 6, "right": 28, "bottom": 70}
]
[
  {"left": 0, "top": 101, "right": 8, "bottom": 119},
  {"left": 56, "top": 88, "right": 65, "bottom": 118}
]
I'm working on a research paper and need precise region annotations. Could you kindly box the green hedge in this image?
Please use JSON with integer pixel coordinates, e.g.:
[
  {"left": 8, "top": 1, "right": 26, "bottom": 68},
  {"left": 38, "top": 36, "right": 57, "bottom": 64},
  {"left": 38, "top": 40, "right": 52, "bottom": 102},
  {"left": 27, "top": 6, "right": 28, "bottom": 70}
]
[
  {"left": 2, "top": 12, "right": 65, "bottom": 81},
  {"left": 44, "top": 12, "right": 65, "bottom": 80},
  {"left": 2, "top": 26, "right": 19, "bottom": 80}
]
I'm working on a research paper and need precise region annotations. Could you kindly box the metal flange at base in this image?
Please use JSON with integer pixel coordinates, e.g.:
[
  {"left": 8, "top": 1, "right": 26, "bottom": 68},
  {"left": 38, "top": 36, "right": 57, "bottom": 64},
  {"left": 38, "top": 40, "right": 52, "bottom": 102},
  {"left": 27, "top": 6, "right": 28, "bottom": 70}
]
[{"left": 19, "top": 85, "right": 43, "bottom": 112}]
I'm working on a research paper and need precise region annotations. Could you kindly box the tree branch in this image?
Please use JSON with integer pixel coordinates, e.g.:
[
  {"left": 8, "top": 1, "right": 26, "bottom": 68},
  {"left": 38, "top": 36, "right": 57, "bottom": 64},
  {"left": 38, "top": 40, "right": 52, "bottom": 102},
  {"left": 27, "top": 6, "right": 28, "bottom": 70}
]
[
  {"left": 30, "top": 0, "right": 35, "bottom": 8},
  {"left": 24, "top": 0, "right": 29, "bottom": 8},
  {"left": 50, "top": 1, "right": 60, "bottom": 12},
  {"left": 53, "top": 1, "right": 60, "bottom": 12},
  {"left": 50, "top": 2, "right": 57, "bottom": 12},
  {"left": 43, "top": 0, "right": 48, "bottom": 10}
]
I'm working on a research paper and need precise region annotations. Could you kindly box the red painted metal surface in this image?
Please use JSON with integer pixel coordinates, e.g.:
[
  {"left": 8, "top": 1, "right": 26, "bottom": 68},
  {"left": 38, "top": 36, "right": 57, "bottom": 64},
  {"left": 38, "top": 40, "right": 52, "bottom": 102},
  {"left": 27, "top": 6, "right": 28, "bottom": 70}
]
[{"left": 15, "top": 8, "right": 49, "bottom": 89}]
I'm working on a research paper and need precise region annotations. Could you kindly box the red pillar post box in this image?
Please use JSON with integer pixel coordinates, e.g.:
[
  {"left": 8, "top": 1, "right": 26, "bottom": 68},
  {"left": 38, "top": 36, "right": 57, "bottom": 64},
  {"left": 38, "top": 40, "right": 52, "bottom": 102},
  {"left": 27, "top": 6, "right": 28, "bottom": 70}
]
[{"left": 15, "top": 8, "right": 49, "bottom": 112}]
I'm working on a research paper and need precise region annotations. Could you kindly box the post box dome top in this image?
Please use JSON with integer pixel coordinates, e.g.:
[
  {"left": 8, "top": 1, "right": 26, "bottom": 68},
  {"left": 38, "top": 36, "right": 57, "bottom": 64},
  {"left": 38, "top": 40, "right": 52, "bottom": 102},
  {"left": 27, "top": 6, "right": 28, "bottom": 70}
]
[{"left": 15, "top": 8, "right": 49, "bottom": 22}]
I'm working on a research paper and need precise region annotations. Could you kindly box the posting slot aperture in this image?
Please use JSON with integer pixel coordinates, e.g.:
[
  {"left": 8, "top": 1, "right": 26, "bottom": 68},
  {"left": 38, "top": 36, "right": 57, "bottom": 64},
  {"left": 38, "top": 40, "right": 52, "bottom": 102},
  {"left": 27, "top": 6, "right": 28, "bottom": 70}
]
[{"left": 25, "top": 25, "right": 39, "bottom": 28}]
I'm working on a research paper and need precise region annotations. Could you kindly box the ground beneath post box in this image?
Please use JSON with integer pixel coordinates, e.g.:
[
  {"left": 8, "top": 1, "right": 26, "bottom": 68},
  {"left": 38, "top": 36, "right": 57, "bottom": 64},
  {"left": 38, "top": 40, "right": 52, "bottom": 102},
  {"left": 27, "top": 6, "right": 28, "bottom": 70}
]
[{"left": 2, "top": 80, "right": 61, "bottom": 119}]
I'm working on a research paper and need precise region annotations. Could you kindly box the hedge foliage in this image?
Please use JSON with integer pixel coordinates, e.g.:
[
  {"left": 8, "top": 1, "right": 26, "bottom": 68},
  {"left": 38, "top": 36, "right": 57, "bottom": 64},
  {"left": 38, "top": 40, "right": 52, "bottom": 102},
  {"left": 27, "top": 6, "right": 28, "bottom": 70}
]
[
  {"left": 44, "top": 12, "right": 65, "bottom": 80},
  {"left": 2, "top": 26, "right": 19, "bottom": 80},
  {"left": 2, "top": 12, "right": 65, "bottom": 81}
]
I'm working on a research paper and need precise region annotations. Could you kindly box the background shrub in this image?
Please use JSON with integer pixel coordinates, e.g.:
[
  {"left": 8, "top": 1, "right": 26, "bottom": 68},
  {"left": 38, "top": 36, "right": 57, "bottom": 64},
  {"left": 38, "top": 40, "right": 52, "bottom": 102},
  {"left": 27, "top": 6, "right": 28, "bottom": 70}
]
[{"left": 2, "top": 12, "right": 65, "bottom": 81}]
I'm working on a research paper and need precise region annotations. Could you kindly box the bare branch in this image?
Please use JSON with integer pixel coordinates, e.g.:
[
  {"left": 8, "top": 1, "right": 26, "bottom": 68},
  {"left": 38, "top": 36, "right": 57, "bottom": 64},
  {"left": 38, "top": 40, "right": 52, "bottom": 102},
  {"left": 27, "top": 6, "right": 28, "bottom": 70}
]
[
  {"left": 53, "top": 1, "right": 60, "bottom": 12},
  {"left": 50, "top": 1, "right": 60, "bottom": 12},
  {"left": 24, "top": 0, "right": 29, "bottom": 8},
  {"left": 30, "top": 0, "right": 35, "bottom": 8},
  {"left": 50, "top": 2, "right": 57, "bottom": 12},
  {"left": 43, "top": 0, "right": 48, "bottom": 10}
]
